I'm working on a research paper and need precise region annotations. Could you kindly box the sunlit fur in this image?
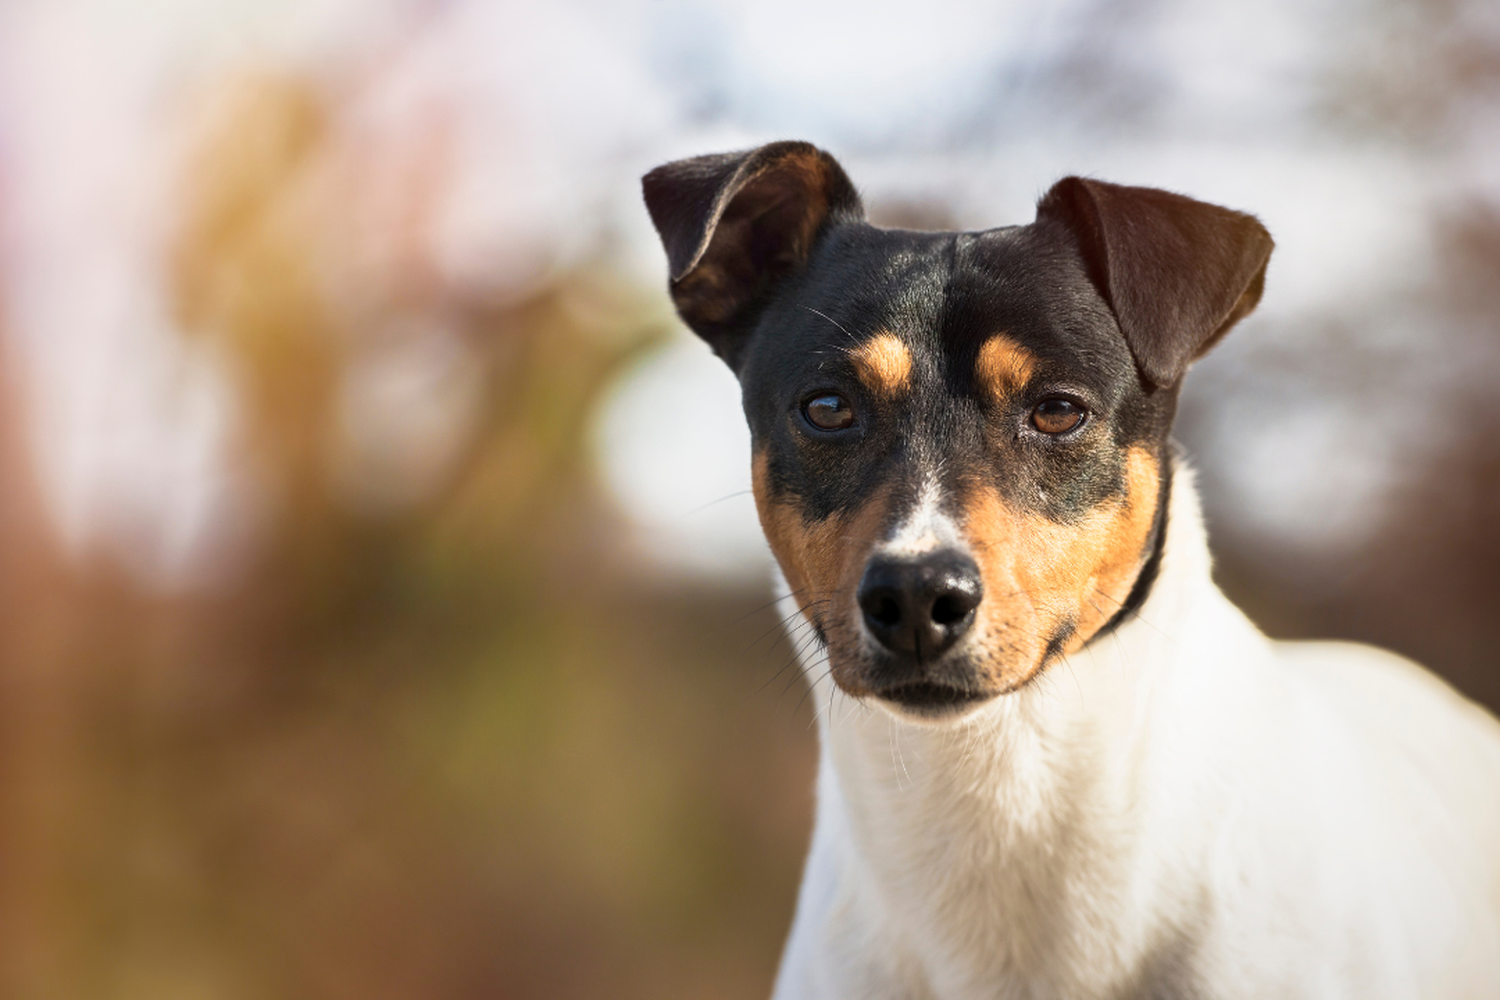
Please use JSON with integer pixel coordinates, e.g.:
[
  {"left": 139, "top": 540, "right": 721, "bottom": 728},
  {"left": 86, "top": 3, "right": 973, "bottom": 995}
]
[
  {"left": 973, "top": 334, "right": 1036, "bottom": 400},
  {"left": 772, "top": 465, "right": 1500, "bottom": 1000},
  {"left": 850, "top": 332, "right": 914, "bottom": 397}
]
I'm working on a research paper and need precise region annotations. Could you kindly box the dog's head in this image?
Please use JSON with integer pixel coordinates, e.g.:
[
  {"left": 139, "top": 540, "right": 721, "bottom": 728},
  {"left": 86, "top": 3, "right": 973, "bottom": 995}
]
[{"left": 643, "top": 141, "right": 1271, "bottom": 721}]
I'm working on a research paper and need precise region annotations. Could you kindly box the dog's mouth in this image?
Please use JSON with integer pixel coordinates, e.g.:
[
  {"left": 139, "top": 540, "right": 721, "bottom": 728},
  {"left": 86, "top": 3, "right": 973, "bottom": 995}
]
[{"left": 873, "top": 679, "right": 997, "bottom": 717}]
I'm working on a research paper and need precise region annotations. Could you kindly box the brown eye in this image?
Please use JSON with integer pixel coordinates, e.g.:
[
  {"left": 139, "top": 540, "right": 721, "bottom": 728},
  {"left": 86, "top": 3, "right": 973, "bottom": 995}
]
[
  {"left": 803, "top": 393, "right": 855, "bottom": 431},
  {"left": 1031, "top": 397, "right": 1085, "bottom": 435}
]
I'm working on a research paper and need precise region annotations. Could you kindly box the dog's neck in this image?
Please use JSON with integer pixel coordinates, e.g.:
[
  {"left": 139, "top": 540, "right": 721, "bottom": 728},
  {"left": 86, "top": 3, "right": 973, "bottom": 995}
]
[{"left": 788, "top": 463, "right": 1249, "bottom": 993}]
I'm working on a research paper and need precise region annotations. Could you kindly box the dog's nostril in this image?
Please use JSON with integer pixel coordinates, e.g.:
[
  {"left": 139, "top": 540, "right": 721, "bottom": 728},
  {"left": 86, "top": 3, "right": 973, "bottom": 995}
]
[
  {"left": 870, "top": 594, "right": 902, "bottom": 627},
  {"left": 931, "top": 593, "right": 970, "bottom": 626}
]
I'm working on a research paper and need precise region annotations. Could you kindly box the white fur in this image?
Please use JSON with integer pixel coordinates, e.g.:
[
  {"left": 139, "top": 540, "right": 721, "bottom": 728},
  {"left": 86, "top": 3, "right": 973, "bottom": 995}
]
[
  {"left": 882, "top": 474, "right": 959, "bottom": 558},
  {"left": 771, "top": 465, "right": 1500, "bottom": 999}
]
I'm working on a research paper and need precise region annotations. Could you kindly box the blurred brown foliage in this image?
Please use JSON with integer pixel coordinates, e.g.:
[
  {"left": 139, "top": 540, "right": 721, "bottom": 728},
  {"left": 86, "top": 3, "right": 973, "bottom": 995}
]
[{"left": 0, "top": 75, "right": 815, "bottom": 1000}]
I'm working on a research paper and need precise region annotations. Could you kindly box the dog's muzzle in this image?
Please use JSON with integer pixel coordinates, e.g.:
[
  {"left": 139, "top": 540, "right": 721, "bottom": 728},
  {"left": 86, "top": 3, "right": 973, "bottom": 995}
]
[{"left": 854, "top": 549, "right": 998, "bottom": 716}]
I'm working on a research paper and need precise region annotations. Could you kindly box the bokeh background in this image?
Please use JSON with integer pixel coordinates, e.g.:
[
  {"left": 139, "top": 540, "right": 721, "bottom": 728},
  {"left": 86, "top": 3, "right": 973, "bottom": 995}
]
[{"left": 1, "top": 1, "right": 1498, "bottom": 997}]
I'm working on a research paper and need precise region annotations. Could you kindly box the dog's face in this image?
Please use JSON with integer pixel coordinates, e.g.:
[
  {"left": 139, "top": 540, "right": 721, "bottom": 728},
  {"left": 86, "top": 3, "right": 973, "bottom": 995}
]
[
  {"left": 738, "top": 224, "right": 1172, "bottom": 713},
  {"left": 644, "top": 143, "right": 1271, "bottom": 721}
]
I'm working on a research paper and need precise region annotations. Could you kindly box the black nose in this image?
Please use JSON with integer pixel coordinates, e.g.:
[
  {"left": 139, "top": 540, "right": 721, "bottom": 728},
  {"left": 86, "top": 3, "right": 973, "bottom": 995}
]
[{"left": 857, "top": 551, "right": 983, "bottom": 659}]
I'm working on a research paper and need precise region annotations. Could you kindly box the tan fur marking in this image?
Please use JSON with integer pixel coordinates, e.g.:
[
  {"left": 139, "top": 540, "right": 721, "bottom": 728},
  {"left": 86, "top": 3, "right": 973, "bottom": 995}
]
[
  {"left": 975, "top": 335, "right": 1037, "bottom": 401},
  {"left": 851, "top": 333, "right": 913, "bottom": 396},
  {"left": 752, "top": 449, "right": 894, "bottom": 696},
  {"left": 960, "top": 447, "right": 1160, "bottom": 690},
  {"left": 771, "top": 149, "right": 833, "bottom": 260}
]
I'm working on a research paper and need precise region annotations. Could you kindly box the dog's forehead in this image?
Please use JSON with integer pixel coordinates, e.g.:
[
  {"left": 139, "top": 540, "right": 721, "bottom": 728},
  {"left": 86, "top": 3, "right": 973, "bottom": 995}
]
[{"left": 753, "top": 221, "right": 1127, "bottom": 391}]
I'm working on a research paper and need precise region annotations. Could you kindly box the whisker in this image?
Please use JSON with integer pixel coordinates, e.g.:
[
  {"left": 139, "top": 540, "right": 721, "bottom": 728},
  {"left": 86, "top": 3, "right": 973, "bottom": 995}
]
[
  {"left": 888, "top": 717, "right": 903, "bottom": 790},
  {"left": 798, "top": 304, "right": 861, "bottom": 343},
  {"left": 1091, "top": 585, "right": 1176, "bottom": 643},
  {"left": 761, "top": 625, "right": 829, "bottom": 694},
  {"left": 895, "top": 721, "right": 912, "bottom": 788},
  {"left": 724, "top": 584, "right": 823, "bottom": 629},
  {"left": 1085, "top": 592, "right": 1136, "bottom": 678},
  {"left": 957, "top": 718, "right": 982, "bottom": 782},
  {"left": 838, "top": 689, "right": 866, "bottom": 726},
  {"left": 746, "top": 598, "right": 832, "bottom": 655},
  {"left": 681, "top": 489, "right": 754, "bottom": 518},
  {"left": 1058, "top": 649, "right": 1084, "bottom": 707},
  {"left": 792, "top": 660, "right": 834, "bottom": 722},
  {"left": 758, "top": 653, "right": 803, "bottom": 695}
]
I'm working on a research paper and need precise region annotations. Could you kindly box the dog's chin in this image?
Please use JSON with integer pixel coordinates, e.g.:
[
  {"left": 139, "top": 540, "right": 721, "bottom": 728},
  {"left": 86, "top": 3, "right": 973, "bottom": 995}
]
[
  {"left": 825, "top": 647, "right": 1028, "bottom": 725},
  {"left": 872, "top": 680, "right": 1000, "bottom": 724}
]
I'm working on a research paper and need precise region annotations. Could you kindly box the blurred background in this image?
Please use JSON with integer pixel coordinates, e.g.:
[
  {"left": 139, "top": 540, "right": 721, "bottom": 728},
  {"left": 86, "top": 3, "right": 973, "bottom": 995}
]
[{"left": 1, "top": 1, "right": 1498, "bottom": 996}]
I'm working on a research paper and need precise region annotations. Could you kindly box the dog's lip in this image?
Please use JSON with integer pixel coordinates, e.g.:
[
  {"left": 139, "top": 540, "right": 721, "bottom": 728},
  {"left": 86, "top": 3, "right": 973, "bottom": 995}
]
[{"left": 874, "top": 680, "right": 996, "bottom": 714}]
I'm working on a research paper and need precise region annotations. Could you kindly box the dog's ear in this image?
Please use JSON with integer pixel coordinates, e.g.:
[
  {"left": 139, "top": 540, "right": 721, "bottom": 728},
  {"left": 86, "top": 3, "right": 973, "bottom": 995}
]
[
  {"left": 642, "top": 141, "right": 863, "bottom": 367},
  {"left": 1037, "top": 177, "right": 1273, "bottom": 389}
]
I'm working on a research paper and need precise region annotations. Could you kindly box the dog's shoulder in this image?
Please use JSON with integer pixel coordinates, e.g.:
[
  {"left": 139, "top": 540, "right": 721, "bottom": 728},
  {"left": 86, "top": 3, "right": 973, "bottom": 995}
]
[
  {"left": 1276, "top": 639, "right": 1500, "bottom": 817},
  {"left": 1265, "top": 639, "right": 1500, "bottom": 932}
]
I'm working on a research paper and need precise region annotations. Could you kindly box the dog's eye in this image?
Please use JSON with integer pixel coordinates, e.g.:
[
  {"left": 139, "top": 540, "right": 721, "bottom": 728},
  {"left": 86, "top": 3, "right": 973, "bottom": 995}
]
[
  {"left": 1031, "top": 397, "right": 1085, "bottom": 435},
  {"left": 803, "top": 393, "right": 855, "bottom": 431}
]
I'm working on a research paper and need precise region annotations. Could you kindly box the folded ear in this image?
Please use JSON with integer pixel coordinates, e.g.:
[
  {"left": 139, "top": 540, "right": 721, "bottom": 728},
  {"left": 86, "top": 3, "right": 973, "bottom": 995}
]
[
  {"left": 1037, "top": 177, "right": 1273, "bottom": 389},
  {"left": 642, "top": 141, "right": 863, "bottom": 366}
]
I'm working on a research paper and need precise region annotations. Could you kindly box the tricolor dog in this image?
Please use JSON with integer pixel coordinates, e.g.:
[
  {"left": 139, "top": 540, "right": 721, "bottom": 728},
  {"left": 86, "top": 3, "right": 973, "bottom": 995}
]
[{"left": 642, "top": 142, "right": 1500, "bottom": 999}]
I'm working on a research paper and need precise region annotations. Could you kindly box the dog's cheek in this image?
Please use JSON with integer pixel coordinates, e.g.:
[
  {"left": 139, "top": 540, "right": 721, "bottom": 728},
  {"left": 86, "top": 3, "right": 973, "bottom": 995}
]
[
  {"left": 753, "top": 449, "right": 827, "bottom": 603},
  {"left": 1066, "top": 446, "right": 1160, "bottom": 648},
  {"left": 1026, "top": 445, "right": 1159, "bottom": 655},
  {"left": 752, "top": 449, "right": 856, "bottom": 644},
  {"left": 961, "top": 447, "right": 1159, "bottom": 684},
  {"left": 752, "top": 449, "right": 894, "bottom": 692}
]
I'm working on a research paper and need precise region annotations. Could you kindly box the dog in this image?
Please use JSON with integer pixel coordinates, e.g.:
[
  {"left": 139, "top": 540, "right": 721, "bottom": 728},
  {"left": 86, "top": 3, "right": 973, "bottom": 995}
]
[{"left": 642, "top": 141, "right": 1500, "bottom": 999}]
